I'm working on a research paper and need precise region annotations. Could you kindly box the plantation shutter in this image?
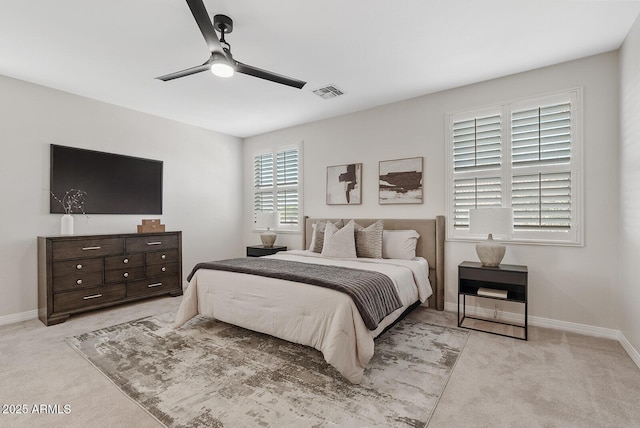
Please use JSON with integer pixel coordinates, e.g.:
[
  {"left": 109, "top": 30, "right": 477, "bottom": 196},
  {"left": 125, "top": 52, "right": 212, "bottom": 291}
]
[
  {"left": 511, "top": 100, "right": 573, "bottom": 232},
  {"left": 453, "top": 177, "right": 502, "bottom": 228},
  {"left": 511, "top": 103, "right": 571, "bottom": 166},
  {"left": 253, "top": 145, "right": 301, "bottom": 228},
  {"left": 277, "top": 149, "right": 298, "bottom": 186},
  {"left": 511, "top": 172, "right": 571, "bottom": 230},
  {"left": 447, "top": 90, "right": 581, "bottom": 244},
  {"left": 453, "top": 114, "right": 502, "bottom": 172},
  {"left": 254, "top": 153, "right": 274, "bottom": 213},
  {"left": 451, "top": 110, "right": 503, "bottom": 229}
]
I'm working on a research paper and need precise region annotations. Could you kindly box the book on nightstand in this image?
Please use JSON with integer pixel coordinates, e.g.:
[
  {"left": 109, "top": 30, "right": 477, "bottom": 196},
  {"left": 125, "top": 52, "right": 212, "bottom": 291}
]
[{"left": 477, "top": 287, "right": 508, "bottom": 299}]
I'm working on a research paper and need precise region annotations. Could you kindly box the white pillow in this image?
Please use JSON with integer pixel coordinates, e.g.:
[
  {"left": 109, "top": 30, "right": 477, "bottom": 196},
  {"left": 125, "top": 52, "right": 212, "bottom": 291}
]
[
  {"left": 309, "top": 220, "right": 344, "bottom": 253},
  {"left": 382, "top": 229, "right": 420, "bottom": 260},
  {"left": 322, "top": 220, "right": 357, "bottom": 258}
]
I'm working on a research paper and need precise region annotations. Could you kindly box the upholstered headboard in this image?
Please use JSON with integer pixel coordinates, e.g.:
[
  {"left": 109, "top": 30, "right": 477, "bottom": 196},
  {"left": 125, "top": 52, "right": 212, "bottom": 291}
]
[{"left": 303, "top": 216, "right": 445, "bottom": 311}]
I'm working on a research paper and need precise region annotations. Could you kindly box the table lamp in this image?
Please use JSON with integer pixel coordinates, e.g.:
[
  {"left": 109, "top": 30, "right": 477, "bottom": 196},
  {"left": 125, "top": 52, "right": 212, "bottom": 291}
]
[
  {"left": 255, "top": 211, "right": 278, "bottom": 248},
  {"left": 469, "top": 208, "right": 513, "bottom": 267}
]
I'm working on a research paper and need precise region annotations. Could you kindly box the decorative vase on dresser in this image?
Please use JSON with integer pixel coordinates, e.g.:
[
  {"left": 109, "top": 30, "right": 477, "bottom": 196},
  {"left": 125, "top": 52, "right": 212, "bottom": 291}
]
[
  {"left": 60, "top": 214, "right": 74, "bottom": 235},
  {"left": 37, "top": 231, "right": 183, "bottom": 326}
]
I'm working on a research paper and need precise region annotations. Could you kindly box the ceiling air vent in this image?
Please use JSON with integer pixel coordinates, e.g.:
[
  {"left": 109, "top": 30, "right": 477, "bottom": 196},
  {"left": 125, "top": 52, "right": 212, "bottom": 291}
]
[{"left": 312, "top": 84, "right": 345, "bottom": 100}]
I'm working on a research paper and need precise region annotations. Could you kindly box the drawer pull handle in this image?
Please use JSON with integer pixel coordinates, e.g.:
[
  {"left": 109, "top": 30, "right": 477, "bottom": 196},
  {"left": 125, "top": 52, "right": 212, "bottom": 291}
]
[
  {"left": 161, "top": 254, "right": 166, "bottom": 260},
  {"left": 123, "top": 272, "right": 129, "bottom": 278},
  {"left": 148, "top": 282, "right": 163, "bottom": 288},
  {"left": 147, "top": 242, "right": 162, "bottom": 246},
  {"left": 123, "top": 258, "right": 129, "bottom": 264},
  {"left": 82, "top": 246, "right": 102, "bottom": 251},
  {"left": 76, "top": 279, "right": 83, "bottom": 285},
  {"left": 161, "top": 267, "right": 166, "bottom": 272},
  {"left": 76, "top": 264, "right": 83, "bottom": 270},
  {"left": 83, "top": 294, "right": 102, "bottom": 300}
]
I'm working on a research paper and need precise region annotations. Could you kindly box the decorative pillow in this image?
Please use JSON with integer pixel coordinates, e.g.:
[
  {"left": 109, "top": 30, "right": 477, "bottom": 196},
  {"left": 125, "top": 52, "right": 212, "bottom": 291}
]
[
  {"left": 321, "top": 220, "right": 357, "bottom": 258},
  {"left": 382, "top": 229, "right": 420, "bottom": 260},
  {"left": 354, "top": 220, "right": 384, "bottom": 258},
  {"left": 310, "top": 219, "right": 344, "bottom": 253}
]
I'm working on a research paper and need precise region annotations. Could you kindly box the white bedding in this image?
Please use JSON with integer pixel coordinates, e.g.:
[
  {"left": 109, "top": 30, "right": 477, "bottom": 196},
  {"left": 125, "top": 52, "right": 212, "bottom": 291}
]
[{"left": 174, "top": 250, "right": 432, "bottom": 383}]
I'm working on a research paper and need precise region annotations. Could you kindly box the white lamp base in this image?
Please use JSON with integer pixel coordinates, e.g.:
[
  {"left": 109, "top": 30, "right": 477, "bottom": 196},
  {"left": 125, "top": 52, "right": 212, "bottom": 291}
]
[
  {"left": 260, "top": 230, "right": 276, "bottom": 248},
  {"left": 475, "top": 234, "right": 506, "bottom": 267}
]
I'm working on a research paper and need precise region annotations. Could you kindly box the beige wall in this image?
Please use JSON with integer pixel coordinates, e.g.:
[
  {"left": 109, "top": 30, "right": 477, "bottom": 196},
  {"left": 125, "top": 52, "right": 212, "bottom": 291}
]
[
  {"left": 620, "top": 15, "right": 640, "bottom": 357},
  {"left": 244, "top": 52, "right": 621, "bottom": 331},
  {"left": 0, "top": 75, "right": 244, "bottom": 321}
]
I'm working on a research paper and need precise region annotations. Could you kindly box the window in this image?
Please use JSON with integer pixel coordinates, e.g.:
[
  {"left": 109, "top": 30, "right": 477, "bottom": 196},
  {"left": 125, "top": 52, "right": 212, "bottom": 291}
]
[
  {"left": 253, "top": 143, "right": 302, "bottom": 231},
  {"left": 447, "top": 90, "right": 582, "bottom": 245}
]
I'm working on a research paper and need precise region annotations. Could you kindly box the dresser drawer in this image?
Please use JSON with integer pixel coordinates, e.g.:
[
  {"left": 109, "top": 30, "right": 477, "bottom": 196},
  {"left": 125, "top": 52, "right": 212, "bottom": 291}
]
[
  {"left": 104, "top": 253, "right": 144, "bottom": 270},
  {"left": 146, "top": 249, "right": 179, "bottom": 265},
  {"left": 53, "top": 258, "right": 103, "bottom": 277},
  {"left": 53, "top": 272, "right": 104, "bottom": 293},
  {"left": 145, "top": 262, "right": 179, "bottom": 277},
  {"left": 127, "top": 276, "right": 180, "bottom": 298},
  {"left": 125, "top": 235, "right": 178, "bottom": 253},
  {"left": 54, "top": 284, "right": 126, "bottom": 313},
  {"left": 104, "top": 266, "right": 145, "bottom": 284},
  {"left": 52, "top": 238, "right": 124, "bottom": 260}
]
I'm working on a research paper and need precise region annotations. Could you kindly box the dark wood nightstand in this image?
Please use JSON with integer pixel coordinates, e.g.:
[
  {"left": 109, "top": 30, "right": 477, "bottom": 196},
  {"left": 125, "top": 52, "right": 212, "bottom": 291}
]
[
  {"left": 246, "top": 245, "right": 287, "bottom": 257},
  {"left": 458, "top": 261, "right": 528, "bottom": 340}
]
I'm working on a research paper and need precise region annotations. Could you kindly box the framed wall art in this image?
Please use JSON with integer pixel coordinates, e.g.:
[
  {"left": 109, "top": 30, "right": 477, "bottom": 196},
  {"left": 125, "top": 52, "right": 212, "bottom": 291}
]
[
  {"left": 326, "top": 163, "right": 362, "bottom": 205},
  {"left": 379, "top": 157, "right": 423, "bottom": 204}
]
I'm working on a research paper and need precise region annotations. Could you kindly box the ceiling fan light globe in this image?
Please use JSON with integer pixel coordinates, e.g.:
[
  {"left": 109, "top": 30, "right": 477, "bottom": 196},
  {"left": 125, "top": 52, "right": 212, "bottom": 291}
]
[{"left": 210, "top": 62, "right": 234, "bottom": 78}]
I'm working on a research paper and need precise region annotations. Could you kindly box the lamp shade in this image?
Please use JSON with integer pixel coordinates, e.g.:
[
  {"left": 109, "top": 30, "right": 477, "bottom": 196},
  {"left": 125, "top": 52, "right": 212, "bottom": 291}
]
[
  {"left": 469, "top": 208, "right": 513, "bottom": 236},
  {"left": 255, "top": 211, "right": 278, "bottom": 230}
]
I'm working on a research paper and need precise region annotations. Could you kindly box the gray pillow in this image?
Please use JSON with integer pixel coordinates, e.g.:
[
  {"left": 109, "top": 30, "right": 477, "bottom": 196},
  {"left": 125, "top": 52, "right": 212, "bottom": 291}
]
[
  {"left": 354, "top": 220, "right": 384, "bottom": 258},
  {"left": 312, "top": 219, "right": 344, "bottom": 253}
]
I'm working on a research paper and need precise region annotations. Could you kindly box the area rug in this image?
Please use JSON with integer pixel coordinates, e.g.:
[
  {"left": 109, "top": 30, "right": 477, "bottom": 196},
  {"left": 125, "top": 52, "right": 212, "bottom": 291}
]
[{"left": 66, "top": 312, "right": 469, "bottom": 428}]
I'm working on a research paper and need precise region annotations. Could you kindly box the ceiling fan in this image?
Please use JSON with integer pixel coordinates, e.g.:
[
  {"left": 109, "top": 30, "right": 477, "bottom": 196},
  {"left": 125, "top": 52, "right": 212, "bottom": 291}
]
[{"left": 156, "top": 0, "right": 306, "bottom": 89}]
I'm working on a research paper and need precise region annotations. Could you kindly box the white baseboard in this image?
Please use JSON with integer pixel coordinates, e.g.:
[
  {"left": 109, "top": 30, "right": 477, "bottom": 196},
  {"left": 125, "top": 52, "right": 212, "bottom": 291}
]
[
  {"left": 445, "top": 302, "right": 640, "bottom": 370},
  {"left": 0, "top": 309, "right": 38, "bottom": 327},
  {"left": 618, "top": 331, "right": 640, "bottom": 369}
]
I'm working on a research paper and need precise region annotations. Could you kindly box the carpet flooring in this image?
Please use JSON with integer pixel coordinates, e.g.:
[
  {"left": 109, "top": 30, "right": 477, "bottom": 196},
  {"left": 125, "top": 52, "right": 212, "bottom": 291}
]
[{"left": 66, "top": 312, "right": 469, "bottom": 428}]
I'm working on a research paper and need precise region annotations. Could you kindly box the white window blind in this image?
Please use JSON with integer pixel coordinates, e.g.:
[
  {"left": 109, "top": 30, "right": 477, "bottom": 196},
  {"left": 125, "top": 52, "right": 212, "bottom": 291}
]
[
  {"left": 253, "top": 144, "right": 302, "bottom": 229},
  {"left": 447, "top": 90, "right": 582, "bottom": 245},
  {"left": 453, "top": 177, "right": 502, "bottom": 228},
  {"left": 512, "top": 172, "right": 571, "bottom": 230},
  {"left": 453, "top": 114, "right": 502, "bottom": 172},
  {"left": 511, "top": 99, "right": 573, "bottom": 233}
]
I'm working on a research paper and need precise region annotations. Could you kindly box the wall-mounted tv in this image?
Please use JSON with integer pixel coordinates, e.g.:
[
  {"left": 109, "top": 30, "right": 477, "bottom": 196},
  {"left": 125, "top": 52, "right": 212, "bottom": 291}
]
[{"left": 50, "top": 144, "right": 163, "bottom": 214}]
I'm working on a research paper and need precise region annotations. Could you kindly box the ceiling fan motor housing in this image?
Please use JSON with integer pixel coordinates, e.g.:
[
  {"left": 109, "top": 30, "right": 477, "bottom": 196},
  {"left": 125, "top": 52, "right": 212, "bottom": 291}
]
[{"left": 213, "top": 14, "right": 233, "bottom": 34}]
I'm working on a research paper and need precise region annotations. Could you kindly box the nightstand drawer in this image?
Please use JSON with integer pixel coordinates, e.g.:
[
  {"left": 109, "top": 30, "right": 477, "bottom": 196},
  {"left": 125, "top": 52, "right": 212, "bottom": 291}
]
[
  {"left": 246, "top": 245, "right": 287, "bottom": 257},
  {"left": 54, "top": 284, "right": 126, "bottom": 313},
  {"left": 459, "top": 266, "right": 527, "bottom": 286}
]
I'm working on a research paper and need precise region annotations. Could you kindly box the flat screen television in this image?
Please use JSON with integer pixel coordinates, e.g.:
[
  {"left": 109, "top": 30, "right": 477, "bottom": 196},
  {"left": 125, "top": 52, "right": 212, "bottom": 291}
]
[{"left": 50, "top": 144, "right": 163, "bottom": 214}]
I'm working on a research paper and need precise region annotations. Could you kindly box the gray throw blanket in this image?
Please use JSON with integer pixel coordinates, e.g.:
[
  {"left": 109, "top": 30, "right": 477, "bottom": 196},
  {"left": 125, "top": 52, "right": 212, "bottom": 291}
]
[{"left": 187, "top": 258, "right": 402, "bottom": 330}]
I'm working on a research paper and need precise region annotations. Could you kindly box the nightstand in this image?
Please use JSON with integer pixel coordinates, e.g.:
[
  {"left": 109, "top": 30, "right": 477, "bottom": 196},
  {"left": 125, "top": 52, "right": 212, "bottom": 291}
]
[
  {"left": 246, "top": 245, "right": 287, "bottom": 257},
  {"left": 458, "top": 261, "right": 528, "bottom": 340}
]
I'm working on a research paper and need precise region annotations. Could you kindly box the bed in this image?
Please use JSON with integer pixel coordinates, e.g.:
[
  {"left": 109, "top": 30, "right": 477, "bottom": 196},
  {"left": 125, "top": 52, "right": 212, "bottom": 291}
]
[{"left": 174, "top": 216, "right": 445, "bottom": 383}]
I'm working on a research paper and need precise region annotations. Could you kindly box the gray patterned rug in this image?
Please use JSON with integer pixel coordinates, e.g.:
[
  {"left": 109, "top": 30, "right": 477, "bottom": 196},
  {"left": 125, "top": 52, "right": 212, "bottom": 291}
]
[{"left": 66, "top": 312, "right": 468, "bottom": 428}]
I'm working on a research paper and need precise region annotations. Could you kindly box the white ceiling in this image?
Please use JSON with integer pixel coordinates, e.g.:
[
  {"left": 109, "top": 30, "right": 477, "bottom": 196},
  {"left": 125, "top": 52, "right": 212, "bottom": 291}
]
[{"left": 0, "top": 1, "right": 639, "bottom": 138}]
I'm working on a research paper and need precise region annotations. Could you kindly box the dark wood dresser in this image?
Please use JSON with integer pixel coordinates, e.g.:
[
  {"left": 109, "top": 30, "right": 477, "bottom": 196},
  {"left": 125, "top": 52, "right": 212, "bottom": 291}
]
[{"left": 38, "top": 231, "right": 182, "bottom": 326}]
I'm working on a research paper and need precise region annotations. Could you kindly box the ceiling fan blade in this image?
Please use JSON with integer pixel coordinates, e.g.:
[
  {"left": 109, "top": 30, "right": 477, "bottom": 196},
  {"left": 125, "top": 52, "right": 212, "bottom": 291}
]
[
  {"left": 155, "top": 63, "right": 211, "bottom": 81},
  {"left": 186, "top": 0, "right": 224, "bottom": 54},
  {"left": 235, "top": 61, "right": 306, "bottom": 89}
]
